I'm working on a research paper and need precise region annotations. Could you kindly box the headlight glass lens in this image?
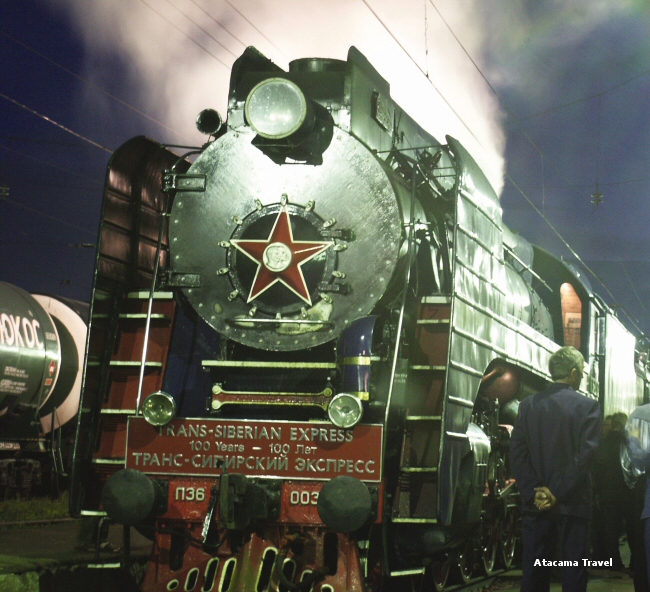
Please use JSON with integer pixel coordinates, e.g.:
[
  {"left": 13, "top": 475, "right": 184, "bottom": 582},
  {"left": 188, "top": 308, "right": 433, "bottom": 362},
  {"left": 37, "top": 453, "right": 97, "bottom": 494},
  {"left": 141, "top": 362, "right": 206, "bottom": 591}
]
[
  {"left": 245, "top": 78, "right": 308, "bottom": 139},
  {"left": 142, "top": 391, "right": 176, "bottom": 426},
  {"left": 328, "top": 393, "right": 363, "bottom": 429}
]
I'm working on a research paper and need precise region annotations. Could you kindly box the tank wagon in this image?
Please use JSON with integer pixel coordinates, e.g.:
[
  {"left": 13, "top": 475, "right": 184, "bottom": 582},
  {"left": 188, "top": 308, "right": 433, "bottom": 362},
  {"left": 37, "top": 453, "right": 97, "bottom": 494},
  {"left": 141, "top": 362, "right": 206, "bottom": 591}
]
[{"left": 0, "top": 282, "right": 87, "bottom": 496}]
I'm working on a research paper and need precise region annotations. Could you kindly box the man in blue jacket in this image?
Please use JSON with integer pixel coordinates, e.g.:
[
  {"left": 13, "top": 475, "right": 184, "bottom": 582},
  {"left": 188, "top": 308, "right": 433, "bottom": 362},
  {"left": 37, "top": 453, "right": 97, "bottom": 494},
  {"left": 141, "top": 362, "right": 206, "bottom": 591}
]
[{"left": 511, "top": 346, "right": 601, "bottom": 592}]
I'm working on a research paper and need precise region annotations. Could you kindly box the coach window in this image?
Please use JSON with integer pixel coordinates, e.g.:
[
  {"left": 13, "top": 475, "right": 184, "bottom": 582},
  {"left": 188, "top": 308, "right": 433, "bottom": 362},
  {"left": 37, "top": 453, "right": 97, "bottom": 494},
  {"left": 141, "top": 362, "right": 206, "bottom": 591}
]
[{"left": 560, "top": 283, "right": 582, "bottom": 349}]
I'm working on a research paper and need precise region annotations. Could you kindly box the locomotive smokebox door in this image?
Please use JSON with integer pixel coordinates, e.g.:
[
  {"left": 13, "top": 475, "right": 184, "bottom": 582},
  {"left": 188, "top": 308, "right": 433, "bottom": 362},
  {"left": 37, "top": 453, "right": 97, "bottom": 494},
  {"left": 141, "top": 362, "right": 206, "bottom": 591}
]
[{"left": 169, "top": 130, "right": 403, "bottom": 351}]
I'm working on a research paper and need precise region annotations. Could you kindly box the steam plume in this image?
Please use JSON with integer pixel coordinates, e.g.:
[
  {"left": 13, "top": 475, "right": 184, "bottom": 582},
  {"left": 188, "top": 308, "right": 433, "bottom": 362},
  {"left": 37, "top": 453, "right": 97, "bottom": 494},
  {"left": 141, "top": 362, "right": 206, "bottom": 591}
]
[{"left": 46, "top": 0, "right": 638, "bottom": 195}]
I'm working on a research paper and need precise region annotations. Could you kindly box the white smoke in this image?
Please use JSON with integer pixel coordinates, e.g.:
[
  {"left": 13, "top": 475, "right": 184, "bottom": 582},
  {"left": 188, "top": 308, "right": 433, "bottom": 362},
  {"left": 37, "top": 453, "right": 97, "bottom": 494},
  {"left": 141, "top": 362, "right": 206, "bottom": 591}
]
[
  {"left": 45, "top": 0, "right": 637, "bottom": 196},
  {"left": 44, "top": 0, "right": 507, "bottom": 193}
]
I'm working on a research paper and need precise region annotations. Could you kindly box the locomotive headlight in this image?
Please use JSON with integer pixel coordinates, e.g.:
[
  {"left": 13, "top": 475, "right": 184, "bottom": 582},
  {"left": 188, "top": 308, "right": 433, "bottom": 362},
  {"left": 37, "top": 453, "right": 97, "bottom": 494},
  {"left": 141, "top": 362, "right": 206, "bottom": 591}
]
[
  {"left": 142, "top": 391, "right": 176, "bottom": 426},
  {"left": 245, "top": 78, "right": 313, "bottom": 139},
  {"left": 328, "top": 393, "right": 363, "bottom": 429}
]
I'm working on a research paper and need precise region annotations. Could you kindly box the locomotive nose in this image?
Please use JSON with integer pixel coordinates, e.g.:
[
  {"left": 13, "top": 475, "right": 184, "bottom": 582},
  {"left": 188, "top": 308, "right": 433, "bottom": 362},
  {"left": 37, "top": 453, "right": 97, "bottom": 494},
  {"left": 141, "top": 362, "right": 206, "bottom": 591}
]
[
  {"left": 102, "top": 468, "right": 166, "bottom": 525},
  {"left": 317, "top": 476, "right": 373, "bottom": 532}
]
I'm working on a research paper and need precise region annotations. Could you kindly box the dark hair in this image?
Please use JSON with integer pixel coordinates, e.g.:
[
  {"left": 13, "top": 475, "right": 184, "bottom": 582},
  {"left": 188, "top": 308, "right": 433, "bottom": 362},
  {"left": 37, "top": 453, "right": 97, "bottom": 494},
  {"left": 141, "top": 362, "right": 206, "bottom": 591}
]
[
  {"left": 611, "top": 412, "right": 628, "bottom": 430},
  {"left": 548, "top": 346, "right": 584, "bottom": 380}
]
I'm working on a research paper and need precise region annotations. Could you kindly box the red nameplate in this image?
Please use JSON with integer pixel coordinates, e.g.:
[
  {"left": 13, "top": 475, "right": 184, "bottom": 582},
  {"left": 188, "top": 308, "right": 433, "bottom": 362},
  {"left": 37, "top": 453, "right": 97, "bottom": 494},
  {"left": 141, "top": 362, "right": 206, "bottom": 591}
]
[{"left": 126, "top": 418, "right": 383, "bottom": 482}]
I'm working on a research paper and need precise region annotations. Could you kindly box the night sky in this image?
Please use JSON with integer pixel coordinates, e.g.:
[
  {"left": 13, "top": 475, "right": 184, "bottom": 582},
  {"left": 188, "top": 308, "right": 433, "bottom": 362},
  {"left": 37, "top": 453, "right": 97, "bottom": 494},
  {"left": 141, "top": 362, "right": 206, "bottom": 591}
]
[{"left": 1, "top": 0, "right": 649, "bottom": 341}]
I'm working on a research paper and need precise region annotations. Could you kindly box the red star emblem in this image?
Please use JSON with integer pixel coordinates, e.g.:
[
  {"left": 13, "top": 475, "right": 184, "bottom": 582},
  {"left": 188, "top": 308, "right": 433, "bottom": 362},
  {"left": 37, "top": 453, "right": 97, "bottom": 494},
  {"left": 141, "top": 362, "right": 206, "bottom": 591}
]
[{"left": 230, "top": 208, "right": 331, "bottom": 305}]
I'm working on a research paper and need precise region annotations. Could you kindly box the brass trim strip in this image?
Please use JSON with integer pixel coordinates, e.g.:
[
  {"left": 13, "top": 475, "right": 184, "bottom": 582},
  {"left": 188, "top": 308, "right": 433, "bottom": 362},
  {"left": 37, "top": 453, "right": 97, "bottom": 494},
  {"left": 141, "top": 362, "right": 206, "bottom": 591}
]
[
  {"left": 401, "top": 467, "right": 438, "bottom": 473},
  {"left": 212, "top": 399, "right": 330, "bottom": 411},
  {"left": 347, "top": 391, "right": 370, "bottom": 401},
  {"left": 392, "top": 518, "right": 438, "bottom": 524},
  {"left": 213, "top": 388, "right": 331, "bottom": 397},
  {"left": 92, "top": 458, "right": 125, "bottom": 465},
  {"left": 339, "top": 356, "right": 372, "bottom": 366},
  {"left": 225, "top": 318, "right": 333, "bottom": 326},
  {"left": 203, "top": 361, "right": 337, "bottom": 369},
  {"left": 118, "top": 313, "right": 170, "bottom": 320},
  {"left": 405, "top": 415, "right": 442, "bottom": 421},
  {"left": 127, "top": 291, "right": 174, "bottom": 299},
  {"left": 107, "top": 361, "right": 163, "bottom": 368},
  {"left": 390, "top": 569, "right": 426, "bottom": 576},
  {"left": 416, "top": 319, "right": 450, "bottom": 325},
  {"left": 410, "top": 365, "right": 446, "bottom": 371}
]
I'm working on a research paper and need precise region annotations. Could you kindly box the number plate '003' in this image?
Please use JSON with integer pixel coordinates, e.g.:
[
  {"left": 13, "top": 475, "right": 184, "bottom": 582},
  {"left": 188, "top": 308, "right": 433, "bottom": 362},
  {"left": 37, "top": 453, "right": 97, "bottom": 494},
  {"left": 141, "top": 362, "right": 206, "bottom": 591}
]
[{"left": 126, "top": 418, "right": 383, "bottom": 482}]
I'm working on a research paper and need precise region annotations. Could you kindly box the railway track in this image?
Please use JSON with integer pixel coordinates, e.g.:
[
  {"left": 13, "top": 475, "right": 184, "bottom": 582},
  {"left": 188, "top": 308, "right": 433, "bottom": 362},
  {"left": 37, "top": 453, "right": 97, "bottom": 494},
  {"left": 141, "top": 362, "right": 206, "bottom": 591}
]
[
  {"left": 385, "top": 566, "right": 518, "bottom": 592},
  {"left": 0, "top": 517, "right": 77, "bottom": 528},
  {"left": 444, "top": 568, "right": 517, "bottom": 591}
]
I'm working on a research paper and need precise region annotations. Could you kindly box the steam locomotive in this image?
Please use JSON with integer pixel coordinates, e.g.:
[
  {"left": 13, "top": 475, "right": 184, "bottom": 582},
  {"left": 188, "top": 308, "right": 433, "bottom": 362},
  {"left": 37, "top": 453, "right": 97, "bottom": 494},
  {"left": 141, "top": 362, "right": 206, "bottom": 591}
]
[
  {"left": 0, "top": 282, "right": 87, "bottom": 497},
  {"left": 70, "top": 46, "right": 648, "bottom": 591}
]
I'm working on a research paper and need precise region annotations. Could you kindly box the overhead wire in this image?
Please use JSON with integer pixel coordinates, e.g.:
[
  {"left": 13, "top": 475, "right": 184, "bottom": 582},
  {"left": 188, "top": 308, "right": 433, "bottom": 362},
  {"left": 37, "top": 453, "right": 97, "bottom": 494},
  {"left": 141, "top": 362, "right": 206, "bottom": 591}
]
[
  {"left": 0, "top": 144, "right": 100, "bottom": 236},
  {"left": 221, "top": 0, "right": 290, "bottom": 61},
  {"left": 163, "top": 0, "right": 238, "bottom": 59},
  {"left": 139, "top": 0, "right": 232, "bottom": 70},
  {"left": 0, "top": 240, "right": 96, "bottom": 248},
  {"left": 6, "top": 135, "right": 93, "bottom": 149},
  {"left": 595, "top": 208, "right": 649, "bottom": 327},
  {"left": 3, "top": 2, "right": 238, "bottom": 252},
  {"left": 426, "top": 0, "right": 648, "bottom": 336},
  {"left": 0, "top": 194, "right": 96, "bottom": 236},
  {"left": 361, "top": 0, "right": 637, "bottom": 327},
  {"left": 504, "top": 65, "right": 650, "bottom": 125},
  {"left": 423, "top": 0, "right": 429, "bottom": 78},
  {"left": 0, "top": 177, "right": 102, "bottom": 192},
  {"left": 591, "top": 93, "right": 603, "bottom": 204},
  {"left": 505, "top": 172, "right": 628, "bottom": 319},
  {"left": 1, "top": 3, "right": 263, "bottom": 289},
  {"left": 359, "top": 0, "right": 485, "bottom": 150},
  {"left": 187, "top": 0, "right": 248, "bottom": 50},
  {"left": 0, "top": 30, "right": 191, "bottom": 142},
  {"left": 0, "top": 92, "right": 112, "bottom": 154},
  {"left": 0, "top": 144, "right": 104, "bottom": 183},
  {"left": 541, "top": 154, "right": 546, "bottom": 218},
  {"left": 504, "top": 176, "right": 650, "bottom": 190},
  {"left": 5, "top": 2, "right": 645, "bottom": 332}
]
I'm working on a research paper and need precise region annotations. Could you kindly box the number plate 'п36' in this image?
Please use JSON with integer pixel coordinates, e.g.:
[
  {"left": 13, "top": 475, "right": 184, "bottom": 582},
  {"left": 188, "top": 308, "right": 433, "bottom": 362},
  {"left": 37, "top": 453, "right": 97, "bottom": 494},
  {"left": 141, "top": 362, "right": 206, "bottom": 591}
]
[{"left": 126, "top": 418, "right": 383, "bottom": 482}]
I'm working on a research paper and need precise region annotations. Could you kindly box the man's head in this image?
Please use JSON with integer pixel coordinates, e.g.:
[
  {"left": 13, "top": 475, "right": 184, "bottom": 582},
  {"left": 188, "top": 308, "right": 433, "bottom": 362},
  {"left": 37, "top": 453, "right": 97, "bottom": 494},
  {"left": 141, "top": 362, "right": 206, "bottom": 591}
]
[
  {"left": 611, "top": 412, "right": 628, "bottom": 432},
  {"left": 549, "top": 346, "right": 584, "bottom": 390}
]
